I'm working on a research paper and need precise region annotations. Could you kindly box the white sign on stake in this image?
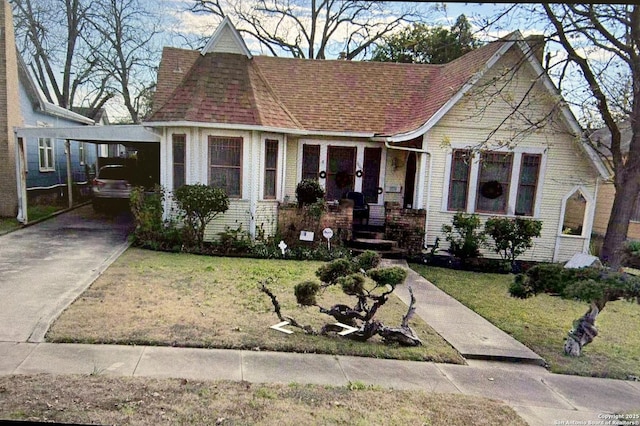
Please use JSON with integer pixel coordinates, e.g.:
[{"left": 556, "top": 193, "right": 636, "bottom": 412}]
[
  {"left": 299, "top": 231, "right": 314, "bottom": 241},
  {"left": 323, "top": 227, "right": 334, "bottom": 250}
]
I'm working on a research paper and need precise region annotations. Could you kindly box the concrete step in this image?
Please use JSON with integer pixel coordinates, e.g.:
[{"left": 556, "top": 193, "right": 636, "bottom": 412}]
[
  {"left": 353, "top": 230, "right": 385, "bottom": 240},
  {"left": 349, "top": 238, "right": 397, "bottom": 251},
  {"left": 351, "top": 247, "right": 407, "bottom": 259}
]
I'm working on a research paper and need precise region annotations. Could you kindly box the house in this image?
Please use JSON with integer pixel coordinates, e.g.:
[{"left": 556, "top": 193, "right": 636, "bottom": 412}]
[
  {"left": 589, "top": 120, "right": 640, "bottom": 240},
  {"left": 145, "top": 18, "right": 609, "bottom": 262},
  {"left": 0, "top": 0, "right": 98, "bottom": 217}
]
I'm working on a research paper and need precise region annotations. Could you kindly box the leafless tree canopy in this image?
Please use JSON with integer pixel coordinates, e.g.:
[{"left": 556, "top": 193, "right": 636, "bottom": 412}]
[
  {"left": 11, "top": 0, "right": 160, "bottom": 122},
  {"left": 189, "top": 0, "right": 423, "bottom": 59}
]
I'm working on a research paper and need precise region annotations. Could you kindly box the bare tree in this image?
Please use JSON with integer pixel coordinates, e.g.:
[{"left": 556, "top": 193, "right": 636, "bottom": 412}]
[
  {"left": 10, "top": 0, "right": 110, "bottom": 110},
  {"left": 84, "top": 0, "right": 161, "bottom": 122},
  {"left": 188, "top": 0, "right": 422, "bottom": 59}
]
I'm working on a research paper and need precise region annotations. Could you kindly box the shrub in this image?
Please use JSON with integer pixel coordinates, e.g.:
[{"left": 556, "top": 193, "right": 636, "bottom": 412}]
[
  {"left": 442, "top": 213, "right": 485, "bottom": 261},
  {"left": 353, "top": 250, "right": 381, "bottom": 272},
  {"left": 484, "top": 217, "right": 542, "bottom": 268},
  {"left": 130, "top": 186, "right": 164, "bottom": 238},
  {"left": 295, "top": 179, "right": 325, "bottom": 207},
  {"left": 622, "top": 240, "right": 640, "bottom": 268},
  {"left": 337, "top": 274, "right": 366, "bottom": 296},
  {"left": 316, "top": 258, "right": 354, "bottom": 285},
  {"left": 367, "top": 267, "right": 407, "bottom": 288},
  {"left": 174, "top": 184, "right": 229, "bottom": 247},
  {"left": 294, "top": 281, "right": 321, "bottom": 306}
]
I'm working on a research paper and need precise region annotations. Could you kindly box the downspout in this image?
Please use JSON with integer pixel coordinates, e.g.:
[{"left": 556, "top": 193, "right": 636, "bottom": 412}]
[
  {"left": 14, "top": 132, "right": 27, "bottom": 224},
  {"left": 383, "top": 140, "right": 432, "bottom": 249}
]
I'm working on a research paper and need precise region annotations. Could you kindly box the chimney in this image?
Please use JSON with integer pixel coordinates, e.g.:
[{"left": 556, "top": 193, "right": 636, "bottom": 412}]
[
  {"left": 0, "top": 0, "right": 23, "bottom": 216},
  {"left": 524, "top": 34, "right": 545, "bottom": 65}
]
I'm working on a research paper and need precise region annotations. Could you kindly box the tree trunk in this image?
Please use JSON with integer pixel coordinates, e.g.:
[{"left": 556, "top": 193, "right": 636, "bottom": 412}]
[
  {"left": 601, "top": 166, "right": 640, "bottom": 269},
  {"left": 563, "top": 304, "right": 599, "bottom": 357}
]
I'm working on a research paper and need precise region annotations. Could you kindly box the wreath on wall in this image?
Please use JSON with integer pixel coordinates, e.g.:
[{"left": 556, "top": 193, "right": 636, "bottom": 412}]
[
  {"left": 335, "top": 171, "right": 351, "bottom": 189},
  {"left": 480, "top": 180, "right": 503, "bottom": 199}
]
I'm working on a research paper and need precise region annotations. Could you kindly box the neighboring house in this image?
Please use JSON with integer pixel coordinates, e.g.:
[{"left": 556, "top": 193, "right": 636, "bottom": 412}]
[
  {"left": 0, "top": 0, "right": 96, "bottom": 217},
  {"left": 17, "top": 54, "right": 98, "bottom": 206},
  {"left": 145, "top": 18, "right": 609, "bottom": 262},
  {"left": 589, "top": 120, "right": 640, "bottom": 239}
]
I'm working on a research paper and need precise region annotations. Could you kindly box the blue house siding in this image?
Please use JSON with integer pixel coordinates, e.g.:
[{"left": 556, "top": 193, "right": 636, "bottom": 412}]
[{"left": 17, "top": 76, "right": 97, "bottom": 202}]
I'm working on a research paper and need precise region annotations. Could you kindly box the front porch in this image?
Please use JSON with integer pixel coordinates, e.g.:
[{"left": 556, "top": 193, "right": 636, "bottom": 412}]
[{"left": 277, "top": 200, "right": 426, "bottom": 259}]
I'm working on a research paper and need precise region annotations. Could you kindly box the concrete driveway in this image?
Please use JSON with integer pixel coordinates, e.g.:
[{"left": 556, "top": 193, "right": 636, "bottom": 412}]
[{"left": 0, "top": 205, "right": 132, "bottom": 343}]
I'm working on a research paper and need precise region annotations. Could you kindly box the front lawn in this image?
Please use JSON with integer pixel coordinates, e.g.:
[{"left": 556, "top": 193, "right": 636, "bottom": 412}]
[
  {"left": 0, "top": 375, "right": 525, "bottom": 425},
  {"left": 411, "top": 264, "right": 640, "bottom": 379},
  {"left": 48, "top": 248, "right": 464, "bottom": 364}
]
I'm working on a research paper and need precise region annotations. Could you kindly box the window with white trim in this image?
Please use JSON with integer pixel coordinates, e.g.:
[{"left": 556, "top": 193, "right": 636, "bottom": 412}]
[
  {"left": 209, "top": 136, "right": 242, "bottom": 198},
  {"left": 38, "top": 138, "right": 55, "bottom": 171},
  {"left": 447, "top": 149, "right": 542, "bottom": 217},
  {"left": 173, "top": 134, "right": 186, "bottom": 190},
  {"left": 264, "top": 139, "right": 278, "bottom": 199}
]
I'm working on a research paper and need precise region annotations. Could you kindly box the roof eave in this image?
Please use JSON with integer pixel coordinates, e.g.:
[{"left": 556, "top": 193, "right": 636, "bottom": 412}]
[
  {"left": 386, "top": 37, "right": 518, "bottom": 143},
  {"left": 142, "top": 120, "right": 376, "bottom": 138}
]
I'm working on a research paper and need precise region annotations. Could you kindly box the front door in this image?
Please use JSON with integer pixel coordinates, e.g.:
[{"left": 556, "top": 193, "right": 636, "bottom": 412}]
[{"left": 326, "top": 146, "right": 356, "bottom": 200}]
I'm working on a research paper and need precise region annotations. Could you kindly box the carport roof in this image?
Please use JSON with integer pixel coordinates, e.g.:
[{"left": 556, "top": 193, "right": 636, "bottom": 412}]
[{"left": 14, "top": 124, "right": 160, "bottom": 143}]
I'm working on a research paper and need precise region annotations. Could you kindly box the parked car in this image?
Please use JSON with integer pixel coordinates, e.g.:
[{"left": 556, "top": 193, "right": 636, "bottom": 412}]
[{"left": 92, "top": 165, "right": 133, "bottom": 211}]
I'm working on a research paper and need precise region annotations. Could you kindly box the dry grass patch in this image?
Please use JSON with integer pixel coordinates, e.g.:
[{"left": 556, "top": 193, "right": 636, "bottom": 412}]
[
  {"left": 48, "top": 248, "right": 463, "bottom": 363},
  {"left": 0, "top": 374, "right": 526, "bottom": 425}
]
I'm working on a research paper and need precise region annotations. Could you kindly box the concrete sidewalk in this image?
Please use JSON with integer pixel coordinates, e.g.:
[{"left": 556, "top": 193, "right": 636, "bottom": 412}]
[
  {"left": 1, "top": 342, "right": 639, "bottom": 425},
  {"left": 383, "top": 259, "right": 545, "bottom": 365}
]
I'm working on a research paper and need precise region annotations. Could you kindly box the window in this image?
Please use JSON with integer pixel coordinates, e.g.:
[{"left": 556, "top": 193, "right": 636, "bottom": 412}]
[
  {"left": 302, "top": 144, "right": 320, "bottom": 181},
  {"left": 38, "top": 138, "right": 54, "bottom": 171},
  {"left": 79, "top": 143, "right": 86, "bottom": 165},
  {"left": 476, "top": 152, "right": 512, "bottom": 214},
  {"left": 448, "top": 149, "right": 471, "bottom": 211},
  {"left": 209, "top": 136, "right": 242, "bottom": 197},
  {"left": 562, "top": 191, "right": 587, "bottom": 235},
  {"left": 264, "top": 139, "right": 278, "bottom": 199},
  {"left": 447, "top": 149, "right": 542, "bottom": 216},
  {"left": 173, "top": 134, "right": 186, "bottom": 190},
  {"left": 516, "top": 154, "right": 541, "bottom": 216}
]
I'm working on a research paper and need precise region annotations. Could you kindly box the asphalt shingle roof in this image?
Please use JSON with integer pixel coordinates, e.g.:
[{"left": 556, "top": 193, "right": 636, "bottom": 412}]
[{"left": 149, "top": 40, "right": 506, "bottom": 136}]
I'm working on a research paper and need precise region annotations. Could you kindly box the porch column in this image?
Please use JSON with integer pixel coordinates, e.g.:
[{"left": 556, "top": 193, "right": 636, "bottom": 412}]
[
  {"left": 14, "top": 135, "right": 27, "bottom": 223},
  {"left": 65, "top": 139, "right": 73, "bottom": 208}
]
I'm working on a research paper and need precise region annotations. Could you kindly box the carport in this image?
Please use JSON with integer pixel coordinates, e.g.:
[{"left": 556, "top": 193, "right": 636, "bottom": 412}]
[{"left": 14, "top": 125, "right": 160, "bottom": 223}]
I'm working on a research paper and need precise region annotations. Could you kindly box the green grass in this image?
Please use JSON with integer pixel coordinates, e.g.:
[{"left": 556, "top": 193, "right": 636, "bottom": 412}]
[
  {"left": 410, "top": 264, "right": 640, "bottom": 379},
  {"left": 0, "top": 217, "right": 20, "bottom": 234},
  {"left": 27, "top": 204, "right": 63, "bottom": 222},
  {"left": 48, "top": 248, "right": 464, "bottom": 364}
]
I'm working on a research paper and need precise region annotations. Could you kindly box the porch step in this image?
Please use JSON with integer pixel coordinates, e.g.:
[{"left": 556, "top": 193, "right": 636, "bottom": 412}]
[
  {"left": 349, "top": 238, "right": 397, "bottom": 251},
  {"left": 351, "top": 247, "right": 407, "bottom": 259},
  {"left": 353, "top": 230, "right": 385, "bottom": 240}
]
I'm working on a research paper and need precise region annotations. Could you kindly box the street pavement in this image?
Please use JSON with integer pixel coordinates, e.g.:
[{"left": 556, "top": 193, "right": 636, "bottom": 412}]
[{"left": 0, "top": 207, "right": 638, "bottom": 425}]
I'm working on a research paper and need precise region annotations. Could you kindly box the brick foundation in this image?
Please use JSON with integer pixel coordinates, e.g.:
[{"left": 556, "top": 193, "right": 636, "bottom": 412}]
[
  {"left": 278, "top": 199, "right": 353, "bottom": 247},
  {"left": 384, "top": 202, "right": 426, "bottom": 256}
]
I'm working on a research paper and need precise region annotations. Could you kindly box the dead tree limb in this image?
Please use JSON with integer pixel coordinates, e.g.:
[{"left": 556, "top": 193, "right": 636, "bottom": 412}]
[{"left": 259, "top": 282, "right": 316, "bottom": 334}]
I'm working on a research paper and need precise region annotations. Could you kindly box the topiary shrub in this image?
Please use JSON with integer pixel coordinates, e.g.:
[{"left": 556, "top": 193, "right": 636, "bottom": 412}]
[
  {"left": 294, "top": 281, "right": 321, "bottom": 306},
  {"left": 295, "top": 179, "right": 325, "bottom": 207}
]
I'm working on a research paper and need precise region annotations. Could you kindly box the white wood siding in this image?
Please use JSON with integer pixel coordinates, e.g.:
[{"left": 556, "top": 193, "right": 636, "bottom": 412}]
[{"left": 425, "top": 49, "right": 599, "bottom": 262}]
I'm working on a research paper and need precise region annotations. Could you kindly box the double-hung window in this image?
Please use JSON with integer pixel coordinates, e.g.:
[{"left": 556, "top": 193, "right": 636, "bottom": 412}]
[
  {"left": 264, "top": 139, "right": 278, "bottom": 199},
  {"left": 447, "top": 149, "right": 542, "bottom": 217},
  {"left": 173, "top": 134, "right": 186, "bottom": 190},
  {"left": 209, "top": 136, "right": 242, "bottom": 198},
  {"left": 38, "top": 138, "right": 55, "bottom": 171}
]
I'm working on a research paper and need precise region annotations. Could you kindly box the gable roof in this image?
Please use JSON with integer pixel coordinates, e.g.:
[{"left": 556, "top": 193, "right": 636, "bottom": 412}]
[
  {"left": 201, "top": 16, "right": 252, "bottom": 58},
  {"left": 149, "top": 38, "right": 504, "bottom": 135},
  {"left": 17, "top": 54, "right": 94, "bottom": 125}
]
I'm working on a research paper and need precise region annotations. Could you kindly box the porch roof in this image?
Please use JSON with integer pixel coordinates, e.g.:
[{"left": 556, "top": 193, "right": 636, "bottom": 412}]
[{"left": 14, "top": 125, "right": 161, "bottom": 144}]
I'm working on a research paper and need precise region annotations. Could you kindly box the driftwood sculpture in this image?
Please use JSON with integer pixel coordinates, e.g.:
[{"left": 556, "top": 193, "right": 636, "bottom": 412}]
[
  {"left": 260, "top": 251, "right": 422, "bottom": 347},
  {"left": 563, "top": 304, "right": 599, "bottom": 357}
]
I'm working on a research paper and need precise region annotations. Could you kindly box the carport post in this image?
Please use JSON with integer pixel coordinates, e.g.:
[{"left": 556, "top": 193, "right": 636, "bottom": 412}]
[{"left": 65, "top": 139, "right": 73, "bottom": 208}]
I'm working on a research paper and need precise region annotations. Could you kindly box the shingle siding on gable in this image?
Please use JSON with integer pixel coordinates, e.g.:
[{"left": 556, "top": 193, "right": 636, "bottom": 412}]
[
  {"left": 212, "top": 26, "right": 246, "bottom": 55},
  {"left": 426, "top": 49, "right": 598, "bottom": 262}
]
